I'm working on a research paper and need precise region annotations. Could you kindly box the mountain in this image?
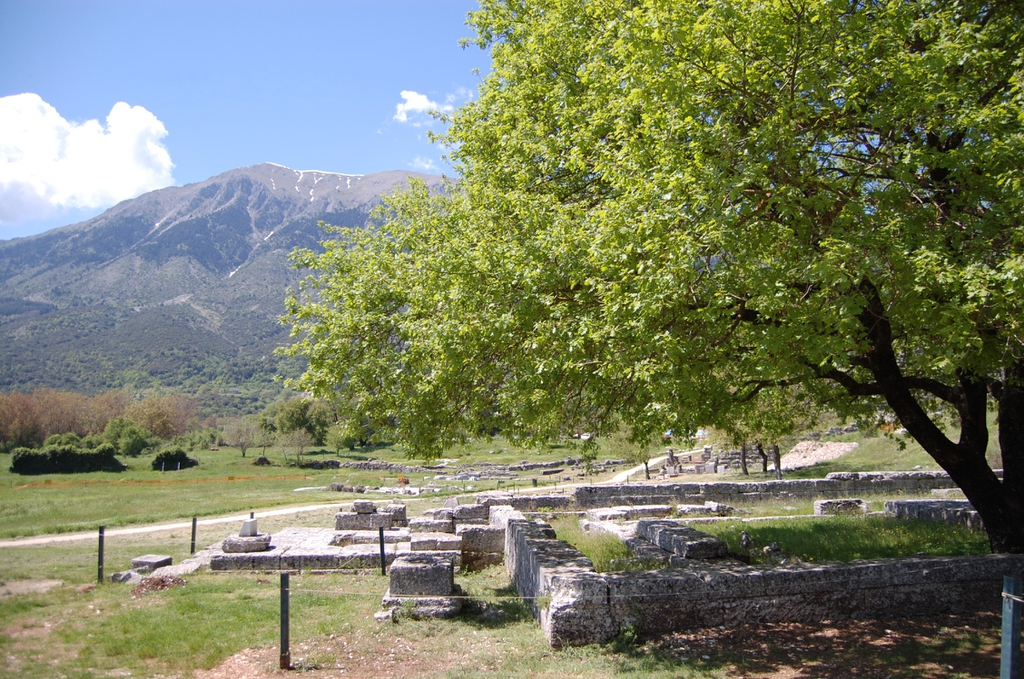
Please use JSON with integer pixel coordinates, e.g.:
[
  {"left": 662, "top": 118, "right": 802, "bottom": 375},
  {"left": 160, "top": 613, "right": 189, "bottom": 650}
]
[{"left": 0, "top": 163, "right": 446, "bottom": 413}]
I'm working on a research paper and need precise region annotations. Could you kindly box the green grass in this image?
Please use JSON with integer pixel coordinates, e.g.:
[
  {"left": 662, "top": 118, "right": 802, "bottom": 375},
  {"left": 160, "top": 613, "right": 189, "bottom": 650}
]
[
  {"left": 548, "top": 517, "right": 636, "bottom": 572},
  {"left": 700, "top": 515, "right": 991, "bottom": 563},
  {"left": 2, "top": 560, "right": 1001, "bottom": 678},
  {"left": 0, "top": 436, "right": 638, "bottom": 538},
  {"left": 549, "top": 515, "right": 990, "bottom": 570}
]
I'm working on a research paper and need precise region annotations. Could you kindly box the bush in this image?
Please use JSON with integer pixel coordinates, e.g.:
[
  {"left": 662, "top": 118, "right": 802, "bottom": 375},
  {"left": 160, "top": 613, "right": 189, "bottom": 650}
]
[
  {"left": 104, "top": 417, "right": 152, "bottom": 456},
  {"left": 10, "top": 445, "right": 127, "bottom": 475},
  {"left": 151, "top": 448, "right": 199, "bottom": 472}
]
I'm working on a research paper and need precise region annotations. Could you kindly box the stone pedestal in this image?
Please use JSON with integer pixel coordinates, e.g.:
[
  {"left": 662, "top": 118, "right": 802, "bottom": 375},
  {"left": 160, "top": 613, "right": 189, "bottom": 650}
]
[{"left": 381, "top": 554, "right": 462, "bottom": 619}]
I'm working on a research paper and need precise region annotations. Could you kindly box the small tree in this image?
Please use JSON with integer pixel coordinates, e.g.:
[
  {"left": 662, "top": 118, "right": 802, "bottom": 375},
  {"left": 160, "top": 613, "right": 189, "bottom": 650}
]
[{"left": 224, "top": 416, "right": 260, "bottom": 458}]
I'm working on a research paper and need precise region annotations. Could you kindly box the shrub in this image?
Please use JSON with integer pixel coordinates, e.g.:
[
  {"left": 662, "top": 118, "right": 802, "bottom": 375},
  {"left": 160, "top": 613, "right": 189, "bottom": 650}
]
[
  {"left": 104, "top": 417, "right": 152, "bottom": 456},
  {"left": 152, "top": 448, "right": 199, "bottom": 472},
  {"left": 10, "top": 444, "right": 127, "bottom": 475}
]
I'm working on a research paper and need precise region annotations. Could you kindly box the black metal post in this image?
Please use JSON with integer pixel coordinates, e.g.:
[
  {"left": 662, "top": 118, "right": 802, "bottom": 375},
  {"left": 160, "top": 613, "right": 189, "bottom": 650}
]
[
  {"left": 97, "top": 525, "right": 105, "bottom": 583},
  {"left": 190, "top": 516, "right": 197, "bottom": 554},
  {"left": 378, "top": 526, "right": 387, "bottom": 576},
  {"left": 1003, "top": 575, "right": 1022, "bottom": 679},
  {"left": 280, "top": 572, "right": 291, "bottom": 670}
]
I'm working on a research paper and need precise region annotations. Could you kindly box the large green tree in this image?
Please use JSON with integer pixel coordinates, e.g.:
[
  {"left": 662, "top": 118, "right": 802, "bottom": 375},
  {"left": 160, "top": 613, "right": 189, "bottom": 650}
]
[{"left": 286, "top": 0, "right": 1024, "bottom": 551}]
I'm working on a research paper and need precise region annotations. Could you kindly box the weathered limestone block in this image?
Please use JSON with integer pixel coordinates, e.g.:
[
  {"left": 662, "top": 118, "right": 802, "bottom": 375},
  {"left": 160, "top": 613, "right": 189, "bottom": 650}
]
[
  {"left": 457, "top": 525, "right": 506, "bottom": 553},
  {"left": 388, "top": 554, "right": 454, "bottom": 596},
  {"left": 637, "top": 520, "right": 729, "bottom": 559},
  {"left": 222, "top": 534, "right": 272, "bottom": 553},
  {"left": 239, "top": 519, "right": 259, "bottom": 537},
  {"left": 489, "top": 505, "right": 525, "bottom": 529},
  {"left": 130, "top": 554, "right": 173, "bottom": 573},
  {"left": 814, "top": 498, "right": 869, "bottom": 516},
  {"left": 351, "top": 499, "right": 377, "bottom": 514},
  {"left": 424, "top": 508, "right": 455, "bottom": 521},
  {"left": 381, "top": 503, "right": 408, "bottom": 526},
  {"left": 586, "top": 505, "right": 674, "bottom": 522},
  {"left": 335, "top": 511, "right": 393, "bottom": 531},
  {"left": 330, "top": 529, "right": 409, "bottom": 546},
  {"left": 477, "top": 493, "right": 573, "bottom": 511},
  {"left": 453, "top": 504, "right": 489, "bottom": 522},
  {"left": 411, "top": 532, "right": 462, "bottom": 552},
  {"left": 884, "top": 499, "right": 982, "bottom": 529},
  {"left": 409, "top": 517, "right": 454, "bottom": 533}
]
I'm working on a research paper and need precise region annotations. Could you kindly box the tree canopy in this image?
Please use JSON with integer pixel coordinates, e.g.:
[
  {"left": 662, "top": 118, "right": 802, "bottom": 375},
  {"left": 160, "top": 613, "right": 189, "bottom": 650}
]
[{"left": 285, "top": 0, "right": 1024, "bottom": 551}]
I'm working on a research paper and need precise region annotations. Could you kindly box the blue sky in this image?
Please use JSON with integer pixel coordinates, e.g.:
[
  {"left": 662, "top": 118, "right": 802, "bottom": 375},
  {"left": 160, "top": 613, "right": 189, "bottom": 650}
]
[{"left": 0, "top": 0, "right": 488, "bottom": 239}]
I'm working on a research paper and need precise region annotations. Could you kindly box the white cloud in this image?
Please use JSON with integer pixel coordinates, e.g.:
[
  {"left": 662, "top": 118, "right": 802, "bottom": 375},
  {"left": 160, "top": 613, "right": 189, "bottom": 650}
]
[
  {"left": 393, "top": 90, "right": 453, "bottom": 126},
  {"left": 410, "top": 156, "right": 438, "bottom": 172},
  {"left": 0, "top": 93, "right": 175, "bottom": 225}
]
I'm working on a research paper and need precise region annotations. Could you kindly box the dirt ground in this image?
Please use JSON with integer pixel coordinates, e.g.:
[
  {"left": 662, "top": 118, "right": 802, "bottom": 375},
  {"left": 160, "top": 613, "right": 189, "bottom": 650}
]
[{"left": 191, "top": 611, "right": 1005, "bottom": 679}]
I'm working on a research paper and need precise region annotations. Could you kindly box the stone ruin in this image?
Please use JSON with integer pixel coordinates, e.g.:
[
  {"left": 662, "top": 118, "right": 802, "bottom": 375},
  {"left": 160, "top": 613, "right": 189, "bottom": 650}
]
[
  {"left": 200, "top": 469, "right": 1018, "bottom": 645},
  {"left": 222, "top": 518, "right": 272, "bottom": 552}
]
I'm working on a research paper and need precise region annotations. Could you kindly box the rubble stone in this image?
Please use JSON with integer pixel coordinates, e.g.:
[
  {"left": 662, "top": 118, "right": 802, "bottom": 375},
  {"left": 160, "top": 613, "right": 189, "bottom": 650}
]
[{"left": 814, "top": 498, "right": 870, "bottom": 516}]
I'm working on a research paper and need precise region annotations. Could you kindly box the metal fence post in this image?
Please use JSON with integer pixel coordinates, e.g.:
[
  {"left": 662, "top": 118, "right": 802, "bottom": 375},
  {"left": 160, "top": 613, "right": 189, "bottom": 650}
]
[
  {"left": 97, "top": 526, "right": 105, "bottom": 583},
  {"left": 379, "top": 526, "right": 387, "bottom": 576},
  {"left": 280, "top": 572, "right": 291, "bottom": 670},
  {"left": 190, "top": 516, "right": 197, "bottom": 554},
  {"left": 1003, "top": 575, "right": 1022, "bottom": 679}
]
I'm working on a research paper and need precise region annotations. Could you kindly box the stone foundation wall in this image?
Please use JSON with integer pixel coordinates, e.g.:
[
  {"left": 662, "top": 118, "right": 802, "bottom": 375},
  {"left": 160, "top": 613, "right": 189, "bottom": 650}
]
[
  {"left": 885, "top": 499, "right": 983, "bottom": 530},
  {"left": 572, "top": 471, "right": 965, "bottom": 508},
  {"left": 504, "top": 518, "right": 1024, "bottom": 647}
]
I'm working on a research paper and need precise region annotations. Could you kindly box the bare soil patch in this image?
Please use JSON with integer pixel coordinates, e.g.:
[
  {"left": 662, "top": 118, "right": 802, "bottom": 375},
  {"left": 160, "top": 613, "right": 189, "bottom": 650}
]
[{"left": 0, "top": 579, "right": 63, "bottom": 596}]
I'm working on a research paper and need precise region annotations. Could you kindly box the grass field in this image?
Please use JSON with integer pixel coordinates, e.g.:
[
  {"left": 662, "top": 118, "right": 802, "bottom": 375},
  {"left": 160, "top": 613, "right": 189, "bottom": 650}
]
[
  {"left": 0, "top": 426, "right": 1009, "bottom": 678},
  {"left": 0, "top": 434, "right": 648, "bottom": 539}
]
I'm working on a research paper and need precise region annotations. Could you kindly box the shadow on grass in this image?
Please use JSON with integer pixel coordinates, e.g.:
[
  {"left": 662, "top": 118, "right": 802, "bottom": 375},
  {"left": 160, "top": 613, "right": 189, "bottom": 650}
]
[{"left": 458, "top": 582, "right": 535, "bottom": 629}]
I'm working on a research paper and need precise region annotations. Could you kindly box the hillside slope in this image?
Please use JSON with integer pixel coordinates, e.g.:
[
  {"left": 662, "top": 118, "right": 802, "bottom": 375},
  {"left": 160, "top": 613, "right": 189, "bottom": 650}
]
[{"left": 0, "top": 163, "right": 446, "bottom": 412}]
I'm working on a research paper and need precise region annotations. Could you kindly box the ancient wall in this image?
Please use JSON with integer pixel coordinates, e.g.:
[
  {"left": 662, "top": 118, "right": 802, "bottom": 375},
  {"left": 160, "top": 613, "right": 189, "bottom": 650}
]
[
  {"left": 504, "top": 517, "right": 1024, "bottom": 647},
  {"left": 571, "top": 471, "right": 966, "bottom": 508}
]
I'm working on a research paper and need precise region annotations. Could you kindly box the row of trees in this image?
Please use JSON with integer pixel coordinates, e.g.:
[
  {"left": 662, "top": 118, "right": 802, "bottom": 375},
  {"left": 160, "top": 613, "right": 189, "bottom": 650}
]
[
  {"left": 0, "top": 389, "right": 202, "bottom": 452},
  {"left": 0, "top": 387, "right": 379, "bottom": 460}
]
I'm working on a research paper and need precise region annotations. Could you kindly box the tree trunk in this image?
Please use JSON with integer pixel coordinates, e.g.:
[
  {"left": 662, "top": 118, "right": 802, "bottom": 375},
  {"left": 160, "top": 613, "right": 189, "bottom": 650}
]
[
  {"left": 643, "top": 461, "right": 650, "bottom": 480},
  {"left": 755, "top": 442, "right": 769, "bottom": 473},
  {"left": 854, "top": 282, "right": 1024, "bottom": 553},
  {"left": 771, "top": 443, "right": 782, "bottom": 480},
  {"left": 740, "top": 441, "right": 749, "bottom": 475}
]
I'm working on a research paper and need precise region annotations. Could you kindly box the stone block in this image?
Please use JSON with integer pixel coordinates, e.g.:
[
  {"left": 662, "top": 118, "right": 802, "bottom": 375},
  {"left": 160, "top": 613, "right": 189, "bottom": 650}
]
[
  {"left": 814, "top": 498, "right": 869, "bottom": 516},
  {"left": 222, "top": 534, "right": 272, "bottom": 553},
  {"left": 453, "top": 504, "right": 489, "bottom": 521},
  {"left": 130, "top": 554, "right": 173, "bottom": 573},
  {"left": 409, "top": 517, "right": 454, "bottom": 533},
  {"left": 489, "top": 505, "right": 526, "bottom": 528},
  {"left": 381, "top": 503, "right": 408, "bottom": 526},
  {"left": 411, "top": 532, "right": 462, "bottom": 551},
  {"left": 443, "top": 497, "right": 460, "bottom": 509},
  {"left": 352, "top": 499, "right": 377, "bottom": 514},
  {"left": 637, "top": 520, "right": 729, "bottom": 559},
  {"left": 335, "top": 511, "right": 392, "bottom": 531},
  {"left": 239, "top": 518, "right": 259, "bottom": 537},
  {"left": 457, "top": 525, "right": 506, "bottom": 553},
  {"left": 388, "top": 554, "right": 454, "bottom": 596}
]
